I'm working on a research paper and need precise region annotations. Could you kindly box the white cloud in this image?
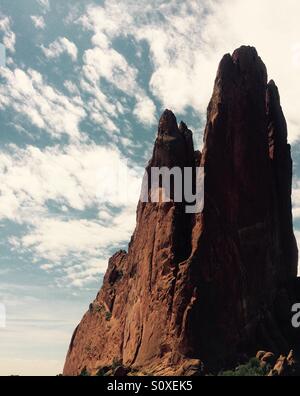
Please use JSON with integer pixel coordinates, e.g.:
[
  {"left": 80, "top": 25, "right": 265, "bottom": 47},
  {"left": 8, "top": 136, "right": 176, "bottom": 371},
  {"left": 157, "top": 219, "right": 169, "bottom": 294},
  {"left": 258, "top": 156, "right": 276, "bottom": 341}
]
[
  {"left": 0, "top": 67, "right": 85, "bottom": 140},
  {"left": 0, "top": 143, "right": 142, "bottom": 221},
  {"left": 64, "top": 80, "right": 79, "bottom": 95},
  {"left": 82, "top": 46, "right": 136, "bottom": 93},
  {"left": 37, "top": 0, "right": 50, "bottom": 12},
  {"left": 81, "top": 46, "right": 157, "bottom": 127},
  {"left": 0, "top": 15, "right": 16, "bottom": 53},
  {"left": 30, "top": 15, "right": 45, "bottom": 30},
  {"left": 78, "top": 1, "right": 211, "bottom": 121},
  {"left": 198, "top": 0, "right": 300, "bottom": 143},
  {"left": 0, "top": 143, "right": 141, "bottom": 286},
  {"left": 79, "top": 76, "right": 120, "bottom": 133},
  {"left": 79, "top": 6, "right": 157, "bottom": 127},
  {"left": 21, "top": 215, "right": 135, "bottom": 287},
  {"left": 3, "top": 0, "right": 300, "bottom": 288},
  {"left": 41, "top": 37, "right": 78, "bottom": 61},
  {"left": 79, "top": 0, "right": 300, "bottom": 141},
  {"left": 134, "top": 95, "right": 157, "bottom": 125},
  {"left": 293, "top": 180, "right": 300, "bottom": 220}
]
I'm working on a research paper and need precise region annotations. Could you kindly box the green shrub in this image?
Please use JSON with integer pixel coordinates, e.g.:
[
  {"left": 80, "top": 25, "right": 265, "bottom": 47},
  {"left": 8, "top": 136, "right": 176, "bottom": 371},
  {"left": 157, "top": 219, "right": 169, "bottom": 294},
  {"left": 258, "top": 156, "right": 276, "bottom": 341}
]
[
  {"left": 80, "top": 367, "right": 90, "bottom": 376},
  {"left": 89, "top": 302, "right": 104, "bottom": 314},
  {"left": 218, "top": 357, "right": 270, "bottom": 377},
  {"left": 112, "top": 358, "right": 122, "bottom": 370},
  {"left": 105, "top": 311, "right": 112, "bottom": 321},
  {"left": 96, "top": 366, "right": 109, "bottom": 376}
]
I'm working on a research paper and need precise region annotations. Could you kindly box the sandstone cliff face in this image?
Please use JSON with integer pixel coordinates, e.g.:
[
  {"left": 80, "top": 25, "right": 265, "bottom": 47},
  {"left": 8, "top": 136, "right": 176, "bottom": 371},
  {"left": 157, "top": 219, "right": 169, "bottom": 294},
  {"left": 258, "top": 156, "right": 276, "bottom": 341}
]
[{"left": 63, "top": 46, "right": 299, "bottom": 376}]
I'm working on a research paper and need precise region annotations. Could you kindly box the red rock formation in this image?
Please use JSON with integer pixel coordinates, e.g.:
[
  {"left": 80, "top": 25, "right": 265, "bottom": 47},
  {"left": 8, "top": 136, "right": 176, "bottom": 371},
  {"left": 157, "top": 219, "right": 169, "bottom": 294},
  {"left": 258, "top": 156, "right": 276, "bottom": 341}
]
[{"left": 63, "top": 46, "right": 299, "bottom": 376}]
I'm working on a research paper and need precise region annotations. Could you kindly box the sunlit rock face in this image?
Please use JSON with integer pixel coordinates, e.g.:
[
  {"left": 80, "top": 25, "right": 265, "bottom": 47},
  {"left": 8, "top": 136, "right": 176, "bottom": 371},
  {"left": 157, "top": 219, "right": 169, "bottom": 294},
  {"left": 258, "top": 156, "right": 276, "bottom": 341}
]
[{"left": 63, "top": 46, "right": 299, "bottom": 376}]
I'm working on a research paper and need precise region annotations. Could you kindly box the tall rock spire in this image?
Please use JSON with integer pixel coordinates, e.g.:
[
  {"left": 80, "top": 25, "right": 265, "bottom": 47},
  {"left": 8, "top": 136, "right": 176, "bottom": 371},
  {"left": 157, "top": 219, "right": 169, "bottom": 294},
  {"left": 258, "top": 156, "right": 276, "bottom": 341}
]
[
  {"left": 63, "top": 46, "right": 298, "bottom": 376},
  {"left": 149, "top": 109, "right": 195, "bottom": 168}
]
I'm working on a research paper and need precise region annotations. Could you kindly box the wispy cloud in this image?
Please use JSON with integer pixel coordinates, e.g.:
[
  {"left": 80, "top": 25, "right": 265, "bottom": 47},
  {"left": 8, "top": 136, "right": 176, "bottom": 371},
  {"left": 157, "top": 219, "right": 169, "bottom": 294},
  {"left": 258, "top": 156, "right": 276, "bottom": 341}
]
[
  {"left": 37, "top": 0, "right": 50, "bottom": 12},
  {"left": 0, "top": 67, "right": 85, "bottom": 140},
  {"left": 0, "top": 143, "right": 141, "bottom": 286},
  {"left": 80, "top": 40, "right": 156, "bottom": 127},
  {"left": 0, "top": 15, "right": 15, "bottom": 53},
  {"left": 20, "top": 214, "right": 135, "bottom": 287},
  {"left": 293, "top": 179, "right": 300, "bottom": 220},
  {"left": 78, "top": 0, "right": 300, "bottom": 142},
  {"left": 41, "top": 37, "right": 78, "bottom": 61},
  {"left": 0, "top": 143, "right": 141, "bottom": 221},
  {"left": 2, "top": 0, "right": 300, "bottom": 289},
  {"left": 30, "top": 15, "right": 46, "bottom": 30}
]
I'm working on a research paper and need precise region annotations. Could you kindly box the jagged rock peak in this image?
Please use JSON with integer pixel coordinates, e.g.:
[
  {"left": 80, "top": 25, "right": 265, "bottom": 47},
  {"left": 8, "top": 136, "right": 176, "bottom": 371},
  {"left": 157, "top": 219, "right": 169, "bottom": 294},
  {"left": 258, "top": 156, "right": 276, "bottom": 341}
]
[
  {"left": 150, "top": 110, "right": 195, "bottom": 168},
  {"left": 158, "top": 109, "right": 179, "bottom": 136},
  {"left": 216, "top": 45, "right": 268, "bottom": 86},
  {"left": 178, "top": 120, "right": 188, "bottom": 131},
  {"left": 178, "top": 121, "right": 192, "bottom": 137}
]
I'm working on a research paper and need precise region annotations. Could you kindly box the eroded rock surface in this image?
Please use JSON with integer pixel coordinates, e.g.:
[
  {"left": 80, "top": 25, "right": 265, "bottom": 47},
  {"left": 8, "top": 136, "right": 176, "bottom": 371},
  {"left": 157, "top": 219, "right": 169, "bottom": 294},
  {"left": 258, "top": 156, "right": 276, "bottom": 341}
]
[{"left": 63, "top": 46, "right": 299, "bottom": 376}]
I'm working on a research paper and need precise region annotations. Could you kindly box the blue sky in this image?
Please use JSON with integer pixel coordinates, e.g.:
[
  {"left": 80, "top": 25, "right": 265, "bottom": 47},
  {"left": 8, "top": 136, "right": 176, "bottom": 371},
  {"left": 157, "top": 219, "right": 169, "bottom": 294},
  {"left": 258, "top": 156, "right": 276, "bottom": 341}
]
[{"left": 0, "top": 0, "right": 299, "bottom": 375}]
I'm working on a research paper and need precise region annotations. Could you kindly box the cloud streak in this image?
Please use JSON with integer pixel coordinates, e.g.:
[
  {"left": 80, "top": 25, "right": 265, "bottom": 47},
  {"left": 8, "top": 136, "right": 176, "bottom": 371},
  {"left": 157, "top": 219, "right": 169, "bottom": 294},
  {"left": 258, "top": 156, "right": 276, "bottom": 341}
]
[
  {"left": 0, "top": 67, "right": 85, "bottom": 140},
  {"left": 41, "top": 37, "right": 78, "bottom": 61},
  {"left": 2, "top": 0, "right": 300, "bottom": 289},
  {"left": 78, "top": 0, "right": 300, "bottom": 142},
  {"left": 0, "top": 15, "right": 15, "bottom": 53},
  {"left": 0, "top": 143, "right": 141, "bottom": 286},
  {"left": 31, "top": 15, "right": 46, "bottom": 30}
]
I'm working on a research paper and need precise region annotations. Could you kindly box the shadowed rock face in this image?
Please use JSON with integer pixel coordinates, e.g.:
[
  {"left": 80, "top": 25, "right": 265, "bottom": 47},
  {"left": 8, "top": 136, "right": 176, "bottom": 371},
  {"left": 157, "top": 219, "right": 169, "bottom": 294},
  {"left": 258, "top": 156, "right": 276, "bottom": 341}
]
[{"left": 63, "top": 46, "right": 299, "bottom": 376}]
